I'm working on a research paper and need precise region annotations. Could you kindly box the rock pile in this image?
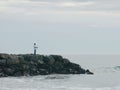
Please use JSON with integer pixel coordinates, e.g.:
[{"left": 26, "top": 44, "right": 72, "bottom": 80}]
[{"left": 0, "top": 53, "right": 93, "bottom": 77}]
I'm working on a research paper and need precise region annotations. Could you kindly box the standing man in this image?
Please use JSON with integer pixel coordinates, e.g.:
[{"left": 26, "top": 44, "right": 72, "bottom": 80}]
[{"left": 34, "top": 43, "right": 38, "bottom": 55}]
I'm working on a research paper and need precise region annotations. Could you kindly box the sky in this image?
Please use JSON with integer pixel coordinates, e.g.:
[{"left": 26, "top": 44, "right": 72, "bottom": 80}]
[{"left": 0, "top": 0, "right": 120, "bottom": 55}]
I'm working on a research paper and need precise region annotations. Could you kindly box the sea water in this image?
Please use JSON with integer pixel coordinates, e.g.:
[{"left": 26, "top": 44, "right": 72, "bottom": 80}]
[{"left": 0, "top": 55, "right": 120, "bottom": 90}]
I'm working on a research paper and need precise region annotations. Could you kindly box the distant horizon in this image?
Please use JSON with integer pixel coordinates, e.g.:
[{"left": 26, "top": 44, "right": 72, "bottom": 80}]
[{"left": 1, "top": 52, "right": 120, "bottom": 56}]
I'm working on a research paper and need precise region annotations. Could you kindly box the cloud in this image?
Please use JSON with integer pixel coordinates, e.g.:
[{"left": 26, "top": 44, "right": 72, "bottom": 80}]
[
  {"left": 0, "top": 0, "right": 95, "bottom": 8},
  {"left": 0, "top": 0, "right": 120, "bottom": 17},
  {"left": 58, "top": 1, "right": 94, "bottom": 7}
]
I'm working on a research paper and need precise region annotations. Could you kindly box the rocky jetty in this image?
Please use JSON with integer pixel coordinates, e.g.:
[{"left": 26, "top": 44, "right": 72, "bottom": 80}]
[{"left": 0, "top": 53, "right": 93, "bottom": 77}]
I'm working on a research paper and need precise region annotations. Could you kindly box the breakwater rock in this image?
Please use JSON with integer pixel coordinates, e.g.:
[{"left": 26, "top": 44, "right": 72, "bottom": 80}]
[{"left": 0, "top": 53, "right": 93, "bottom": 77}]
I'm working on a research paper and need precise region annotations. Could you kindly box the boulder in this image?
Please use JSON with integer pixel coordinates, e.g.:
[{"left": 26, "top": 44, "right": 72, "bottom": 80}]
[
  {"left": 0, "top": 54, "right": 21, "bottom": 65},
  {"left": 6, "top": 58, "right": 20, "bottom": 65},
  {"left": 3, "top": 67, "right": 15, "bottom": 76},
  {"left": 38, "top": 60, "right": 44, "bottom": 64},
  {"left": 47, "top": 55, "right": 55, "bottom": 65},
  {"left": 85, "top": 69, "right": 94, "bottom": 75},
  {"left": 0, "top": 59, "right": 6, "bottom": 65},
  {"left": 63, "top": 58, "right": 70, "bottom": 64},
  {"left": 14, "top": 71, "right": 23, "bottom": 77},
  {"left": 50, "top": 55, "right": 63, "bottom": 62},
  {"left": 0, "top": 54, "right": 10, "bottom": 59}
]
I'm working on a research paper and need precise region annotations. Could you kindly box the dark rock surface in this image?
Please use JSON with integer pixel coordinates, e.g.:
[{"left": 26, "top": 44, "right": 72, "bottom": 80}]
[{"left": 0, "top": 53, "right": 93, "bottom": 77}]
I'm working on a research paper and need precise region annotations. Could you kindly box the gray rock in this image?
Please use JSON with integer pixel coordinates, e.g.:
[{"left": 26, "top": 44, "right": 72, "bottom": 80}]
[
  {"left": 47, "top": 55, "right": 55, "bottom": 65},
  {"left": 0, "top": 59, "right": 6, "bottom": 64},
  {"left": 85, "top": 69, "right": 94, "bottom": 75},
  {"left": 14, "top": 71, "right": 23, "bottom": 77},
  {"left": 38, "top": 59, "right": 44, "bottom": 64},
  {"left": 63, "top": 58, "right": 70, "bottom": 64},
  {"left": 3, "top": 68, "right": 15, "bottom": 76},
  {"left": 0, "top": 54, "right": 10, "bottom": 59}
]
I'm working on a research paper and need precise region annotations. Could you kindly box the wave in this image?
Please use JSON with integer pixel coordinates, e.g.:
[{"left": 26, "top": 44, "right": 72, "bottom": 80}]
[
  {"left": 114, "top": 66, "right": 120, "bottom": 71},
  {"left": 45, "top": 75, "right": 70, "bottom": 80},
  {"left": 92, "top": 66, "right": 120, "bottom": 73}
]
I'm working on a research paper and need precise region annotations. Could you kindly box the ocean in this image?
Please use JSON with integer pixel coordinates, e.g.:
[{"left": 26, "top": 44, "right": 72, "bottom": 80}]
[{"left": 0, "top": 55, "right": 120, "bottom": 90}]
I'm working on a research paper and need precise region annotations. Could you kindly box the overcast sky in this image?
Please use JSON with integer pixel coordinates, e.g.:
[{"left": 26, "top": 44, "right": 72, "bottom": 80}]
[{"left": 0, "top": 0, "right": 120, "bottom": 54}]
